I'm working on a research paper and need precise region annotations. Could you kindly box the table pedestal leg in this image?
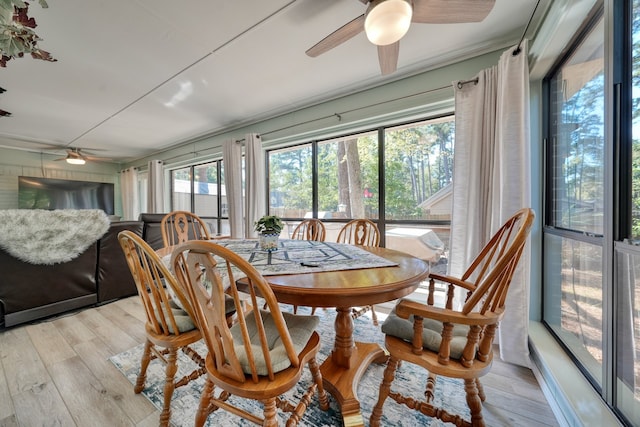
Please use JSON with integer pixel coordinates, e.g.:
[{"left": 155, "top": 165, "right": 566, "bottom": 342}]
[{"left": 320, "top": 307, "right": 387, "bottom": 427}]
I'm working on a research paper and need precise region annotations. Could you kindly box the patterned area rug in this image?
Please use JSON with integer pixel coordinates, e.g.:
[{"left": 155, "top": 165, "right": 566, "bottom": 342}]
[{"left": 110, "top": 307, "right": 469, "bottom": 426}]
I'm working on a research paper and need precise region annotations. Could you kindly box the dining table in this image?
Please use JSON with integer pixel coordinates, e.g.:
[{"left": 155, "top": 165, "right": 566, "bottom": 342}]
[{"left": 162, "top": 239, "right": 430, "bottom": 427}]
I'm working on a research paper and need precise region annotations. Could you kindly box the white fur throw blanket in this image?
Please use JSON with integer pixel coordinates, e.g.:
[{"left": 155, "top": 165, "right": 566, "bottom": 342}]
[{"left": 0, "top": 209, "right": 110, "bottom": 265}]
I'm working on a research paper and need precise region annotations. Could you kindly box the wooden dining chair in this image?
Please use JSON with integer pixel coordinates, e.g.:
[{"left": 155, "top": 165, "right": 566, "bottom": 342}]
[
  {"left": 117, "top": 230, "right": 206, "bottom": 427},
  {"left": 290, "top": 218, "right": 326, "bottom": 314},
  {"left": 336, "top": 218, "right": 381, "bottom": 325},
  {"left": 160, "top": 210, "right": 211, "bottom": 248},
  {"left": 171, "top": 240, "right": 330, "bottom": 427},
  {"left": 291, "top": 218, "right": 326, "bottom": 242},
  {"left": 369, "top": 208, "right": 535, "bottom": 427}
]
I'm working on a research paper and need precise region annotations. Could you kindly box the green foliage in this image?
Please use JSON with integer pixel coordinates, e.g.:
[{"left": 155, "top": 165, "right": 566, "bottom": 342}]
[
  {"left": 254, "top": 215, "right": 283, "bottom": 234},
  {"left": 0, "top": 0, "right": 54, "bottom": 67},
  {"left": 268, "top": 118, "right": 455, "bottom": 219},
  {"left": 269, "top": 146, "right": 312, "bottom": 211}
]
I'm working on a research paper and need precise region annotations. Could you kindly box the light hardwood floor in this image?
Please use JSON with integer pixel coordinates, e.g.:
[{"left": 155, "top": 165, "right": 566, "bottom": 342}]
[{"left": 0, "top": 296, "right": 559, "bottom": 427}]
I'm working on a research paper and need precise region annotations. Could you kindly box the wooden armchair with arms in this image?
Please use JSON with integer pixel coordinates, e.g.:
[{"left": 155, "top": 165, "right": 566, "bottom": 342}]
[
  {"left": 336, "top": 218, "right": 381, "bottom": 325},
  {"left": 370, "top": 208, "right": 535, "bottom": 427},
  {"left": 171, "top": 240, "right": 330, "bottom": 427},
  {"left": 160, "top": 210, "right": 211, "bottom": 248},
  {"left": 118, "top": 230, "right": 207, "bottom": 427}
]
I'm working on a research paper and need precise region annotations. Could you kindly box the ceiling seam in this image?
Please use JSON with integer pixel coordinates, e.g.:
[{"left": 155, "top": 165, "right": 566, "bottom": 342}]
[{"left": 64, "top": 0, "right": 298, "bottom": 148}]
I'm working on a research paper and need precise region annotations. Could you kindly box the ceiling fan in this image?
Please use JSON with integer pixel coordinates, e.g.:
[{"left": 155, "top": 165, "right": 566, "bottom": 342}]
[
  {"left": 53, "top": 147, "right": 109, "bottom": 165},
  {"left": 306, "top": 0, "right": 496, "bottom": 75}
]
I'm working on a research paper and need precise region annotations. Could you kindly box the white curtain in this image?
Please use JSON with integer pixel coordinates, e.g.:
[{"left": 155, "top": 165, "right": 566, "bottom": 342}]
[
  {"left": 119, "top": 167, "right": 139, "bottom": 220},
  {"left": 244, "top": 133, "right": 265, "bottom": 238},
  {"left": 223, "top": 139, "right": 244, "bottom": 238},
  {"left": 450, "top": 41, "right": 531, "bottom": 367},
  {"left": 147, "top": 160, "right": 165, "bottom": 213}
]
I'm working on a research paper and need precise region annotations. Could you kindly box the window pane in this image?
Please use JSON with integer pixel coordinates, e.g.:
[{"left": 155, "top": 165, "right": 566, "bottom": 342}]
[
  {"left": 543, "top": 233, "right": 603, "bottom": 385},
  {"left": 548, "top": 19, "right": 605, "bottom": 234},
  {"left": 269, "top": 144, "right": 312, "bottom": 218},
  {"left": 633, "top": 0, "right": 640, "bottom": 239},
  {"left": 171, "top": 167, "right": 191, "bottom": 211},
  {"left": 616, "top": 245, "right": 640, "bottom": 424},
  {"left": 384, "top": 116, "right": 454, "bottom": 221},
  {"left": 317, "top": 132, "right": 379, "bottom": 220},
  {"left": 194, "top": 162, "right": 218, "bottom": 218}
]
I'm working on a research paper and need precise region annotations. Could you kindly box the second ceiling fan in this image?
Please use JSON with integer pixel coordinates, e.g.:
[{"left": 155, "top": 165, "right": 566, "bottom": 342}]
[
  {"left": 306, "top": 0, "right": 496, "bottom": 75},
  {"left": 54, "top": 147, "right": 110, "bottom": 165}
]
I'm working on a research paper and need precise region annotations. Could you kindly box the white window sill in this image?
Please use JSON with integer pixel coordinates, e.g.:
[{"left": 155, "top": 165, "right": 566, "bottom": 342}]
[{"left": 528, "top": 322, "right": 621, "bottom": 427}]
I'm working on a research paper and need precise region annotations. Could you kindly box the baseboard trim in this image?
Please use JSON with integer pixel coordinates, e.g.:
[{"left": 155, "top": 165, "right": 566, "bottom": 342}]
[{"left": 3, "top": 294, "right": 97, "bottom": 327}]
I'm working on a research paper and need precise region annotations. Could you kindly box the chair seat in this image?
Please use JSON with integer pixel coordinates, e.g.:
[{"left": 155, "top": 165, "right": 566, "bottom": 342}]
[
  {"left": 230, "top": 310, "right": 319, "bottom": 376},
  {"left": 151, "top": 299, "right": 195, "bottom": 334},
  {"left": 381, "top": 307, "right": 470, "bottom": 360},
  {"left": 208, "top": 331, "right": 322, "bottom": 397},
  {"left": 384, "top": 335, "right": 493, "bottom": 379}
]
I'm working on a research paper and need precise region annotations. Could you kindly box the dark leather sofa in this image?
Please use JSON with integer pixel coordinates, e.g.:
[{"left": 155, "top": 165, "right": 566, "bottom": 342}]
[
  {"left": 0, "top": 217, "right": 162, "bottom": 328},
  {"left": 139, "top": 213, "right": 166, "bottom": 250}
]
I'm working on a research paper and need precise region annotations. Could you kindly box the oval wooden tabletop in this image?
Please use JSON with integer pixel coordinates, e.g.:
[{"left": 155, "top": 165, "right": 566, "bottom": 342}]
[{"left": 259, "top": 246, "right": 430, "bottom": 308}]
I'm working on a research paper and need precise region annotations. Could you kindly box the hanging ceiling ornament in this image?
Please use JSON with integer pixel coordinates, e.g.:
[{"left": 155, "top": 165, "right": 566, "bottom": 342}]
[{"left": 0, "top": 0, "right": 56, "bottom": 67}]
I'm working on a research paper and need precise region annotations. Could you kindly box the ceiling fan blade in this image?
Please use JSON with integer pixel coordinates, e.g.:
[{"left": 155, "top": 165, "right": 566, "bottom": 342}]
[
  {"left": 306, "top": 14, "right": 365, "bottom": 57},
  {"left": 412, "top": 0, "right": 496, "bottom": 24},
  {"left": 84, "top": 155, "right": 113, "bottom": 162},
  {"left": 378, "top": 42, "right": 399, "bottom": 75}
]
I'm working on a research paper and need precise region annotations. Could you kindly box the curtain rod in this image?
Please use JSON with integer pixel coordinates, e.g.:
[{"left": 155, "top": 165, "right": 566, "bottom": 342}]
[
  {"left": 147, "top": 77, "right": 475, "bottom": 162},
  {"left": 456, "top": 78, "right": 478, "bottom": 89},
  {"left": 235, "top": 134, "right": 260, "bottom": 144},
  {"left": 513, "top": 0, "right": 540, "bottom": 56},
  {"left": 261, "top": 83, "right": 454, "bottom": 137}
]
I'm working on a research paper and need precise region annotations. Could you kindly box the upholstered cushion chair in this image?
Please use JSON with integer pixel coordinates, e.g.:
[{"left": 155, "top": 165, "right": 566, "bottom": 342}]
[{"left": 370, "top": 208, "right": 535, "bottom": 427}]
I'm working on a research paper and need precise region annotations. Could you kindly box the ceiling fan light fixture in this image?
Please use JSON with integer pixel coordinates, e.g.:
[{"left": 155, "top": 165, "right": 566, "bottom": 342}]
[
  {"left": 66, "top": 157, "right": 86, "bottom": 165},
  {"left": 365, "top": 0, "right": 413, "bottom": 46},
  {"left": 65, "top": 151, "right": 86, "bottom": 165}
]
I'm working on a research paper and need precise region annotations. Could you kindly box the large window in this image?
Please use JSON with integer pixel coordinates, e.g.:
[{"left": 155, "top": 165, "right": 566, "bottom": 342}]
[
  {"left": 169, "top": 160, "right": 229, "bottom": 235},
  {"left": 616, "top": 0, "right": 640, "bottom": 423},
  {"left": 268, "top": 115, "right": 453, "bottom": 257},
  {"left": 544, "top": 14, "right": 605, "bottom": 387},
  {"left": 544, "top": 2, "right": 640, "bottom": 424}
]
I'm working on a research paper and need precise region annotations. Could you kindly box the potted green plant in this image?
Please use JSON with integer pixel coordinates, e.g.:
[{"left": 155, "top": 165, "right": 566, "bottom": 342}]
[{"left": 254, "top": 214, "right": 283, "bottom": 251}]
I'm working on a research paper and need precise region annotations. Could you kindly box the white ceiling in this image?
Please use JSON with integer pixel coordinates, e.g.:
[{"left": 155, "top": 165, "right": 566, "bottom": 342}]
[{"left": 0, "top": 0, "right": 546, "bottom": 163}]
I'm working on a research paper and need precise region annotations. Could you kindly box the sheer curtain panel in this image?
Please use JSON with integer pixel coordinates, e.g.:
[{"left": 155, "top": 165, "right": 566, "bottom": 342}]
[
  {"left": 120, "top": 167, "right": 139, "bottom": 220},
  {"left": 223, "top": 139, "right": 243, "bottom": 238},
  {"left": 244, "top": 133, "right": 265, "bottom": 238},
  {"left": 147, "top": 160, "right": 165, "bottom": 213},
  {"left": 450, "top": 41, "right": 531, "bottom": 367}
]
